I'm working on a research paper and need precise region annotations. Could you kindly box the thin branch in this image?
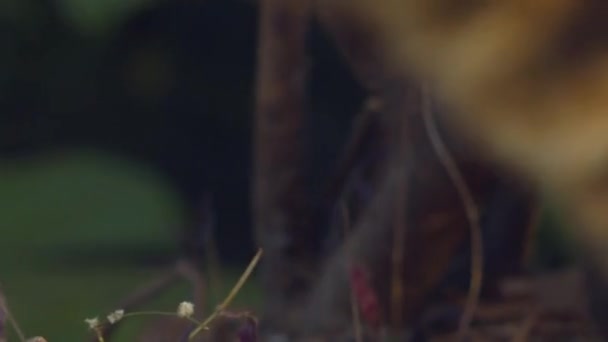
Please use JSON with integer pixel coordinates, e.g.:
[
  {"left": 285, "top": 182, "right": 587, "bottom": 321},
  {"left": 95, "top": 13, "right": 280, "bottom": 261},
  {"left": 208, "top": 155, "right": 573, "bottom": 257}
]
[
  {"left": 322, "top": 99, "right": 381, "bottom": 208},
  {"left": 390, "top": 96, "right": 410, "bottom": 330},
  {"left": 341, "top": 203, "right": 363, "bottom": 342},
  {"left": 511, "top": 307, "right": 541, "bottom": 342},
  {"left": 91, "top": 266, "right": 180, "bottom": 342},
  {"left": 201, "top": 196, "right": 224, "bottom": 306},
  {"left": 421, "top": 85, "right": 483, "bottom": 341},
  {"left": 188, "top": 249, "right": 263, "bottom": 340},
  {"left": 521, "top": 203, "right": 542, "bottom": 267},
  {"left": 0, "top": 287, "right": 6, "bottom": 342},
  {"left": 0, "top": 286, "right": 26, "bottom": 342}
]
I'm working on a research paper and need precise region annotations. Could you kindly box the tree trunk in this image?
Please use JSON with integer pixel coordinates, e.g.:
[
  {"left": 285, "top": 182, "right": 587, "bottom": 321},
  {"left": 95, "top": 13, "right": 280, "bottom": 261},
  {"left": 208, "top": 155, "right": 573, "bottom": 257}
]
[{"left": 253, "top": 0, "right": 313, "bottom": 333}]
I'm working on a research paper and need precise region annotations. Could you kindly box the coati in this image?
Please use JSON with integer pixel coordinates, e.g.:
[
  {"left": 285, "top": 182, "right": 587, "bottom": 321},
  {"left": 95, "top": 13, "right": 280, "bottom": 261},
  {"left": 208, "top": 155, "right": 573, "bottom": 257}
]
[{"left": 315, "top": 0, "right": 608, "bottom": 335}]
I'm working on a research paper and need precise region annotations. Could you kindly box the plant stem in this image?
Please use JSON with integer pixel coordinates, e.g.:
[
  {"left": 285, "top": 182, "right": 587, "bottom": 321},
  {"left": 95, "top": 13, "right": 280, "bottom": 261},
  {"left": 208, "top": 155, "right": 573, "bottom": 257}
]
[{"left": 188, "top": 249, "right": 263, "bottom": 340}]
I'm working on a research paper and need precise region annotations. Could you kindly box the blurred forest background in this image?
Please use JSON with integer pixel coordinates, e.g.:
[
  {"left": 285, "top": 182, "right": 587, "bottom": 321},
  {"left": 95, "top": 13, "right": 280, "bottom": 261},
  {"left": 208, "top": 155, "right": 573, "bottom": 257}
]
[
  {"left": 0, "top": 0, "right": 365, "bottom": 340},
  {"left": 0, "top": 0, "right": 581, "bottom": 341}
]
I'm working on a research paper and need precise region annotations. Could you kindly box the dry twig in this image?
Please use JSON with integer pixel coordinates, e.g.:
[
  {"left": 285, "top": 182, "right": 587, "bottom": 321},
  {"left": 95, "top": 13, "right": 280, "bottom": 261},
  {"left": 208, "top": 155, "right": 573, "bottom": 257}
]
[
  {"left": 511, "top": 308, "right": 540, "bottom": 342},
  {"left": 0, "top": 285, "right": 26, "bottom": 342},
  {"left": 188, "top": 249, "right": 263, "bottom": 340},
  {"left": 0, "top": 287, "right": 6, "bottom": 342},
  {"left": 341, "top": 203, "right": 364, "bottom": 342},
  {"left": 390, "top": 96, "right": 409, "bottom": 330},
  {"left": 94, "top": 267, "right": 180, "bottom": 342},
  {"left": 421, "top": 85, "right": 484, "bottom": 341}
]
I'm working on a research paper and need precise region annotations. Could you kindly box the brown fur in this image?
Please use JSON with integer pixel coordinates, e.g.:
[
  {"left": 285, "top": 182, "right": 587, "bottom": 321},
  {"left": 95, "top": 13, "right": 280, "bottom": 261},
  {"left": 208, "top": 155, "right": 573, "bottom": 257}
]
[{"left": 316, "top": 0, "right": 608, "bottom": 281}]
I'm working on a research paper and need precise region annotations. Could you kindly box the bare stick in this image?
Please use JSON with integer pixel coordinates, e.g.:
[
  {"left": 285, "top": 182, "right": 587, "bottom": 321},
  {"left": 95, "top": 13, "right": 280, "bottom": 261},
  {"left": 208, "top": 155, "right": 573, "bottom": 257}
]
[
  {"left": 202, "top": 201, "right": 224, "bottom": 305},
  {"left": 322, "top": 99, "right": 381, "bottom": 207},
  {"left": 0, "top": 286, "right": 26, "bottom": 342},
  {"left": 188, "top": 249, "right": 263, "bottom": 340},
  {"left": 341, "top": 203, "right": 363, "bottom": 342},
  {"left": 0, "top": 287, "right": 6, "bottom": 342},
  {"left": 511, "top": 308, "right": 540, "bottom": 342},
  {"left": 92, "top": 267, "right": 180, "bottom": 342},
  {"left": 421, "top": 86, "right": 483, "bottom": 341},
  {"left": 390, "top": 96, "right": 410, "bottom": 330}
]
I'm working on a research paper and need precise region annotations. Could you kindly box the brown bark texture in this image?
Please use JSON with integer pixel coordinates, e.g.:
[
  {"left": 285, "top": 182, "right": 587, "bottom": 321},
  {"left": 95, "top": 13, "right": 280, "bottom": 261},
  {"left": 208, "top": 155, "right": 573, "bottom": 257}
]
[{"left": 252, "top": 0, "right": 313, "bottom": 332}]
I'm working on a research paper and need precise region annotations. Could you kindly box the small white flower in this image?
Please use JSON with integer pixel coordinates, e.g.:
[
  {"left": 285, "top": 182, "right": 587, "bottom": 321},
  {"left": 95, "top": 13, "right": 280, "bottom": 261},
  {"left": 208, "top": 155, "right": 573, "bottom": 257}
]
[
  {"left": 107, "top": 309, "right": 125, "bottom": 324},
  {"left": 84, "top": 317, "right": 100, "bottom": 329},
  {"left": 177, "top": 301, "right": 195, "bottom": 318}
]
